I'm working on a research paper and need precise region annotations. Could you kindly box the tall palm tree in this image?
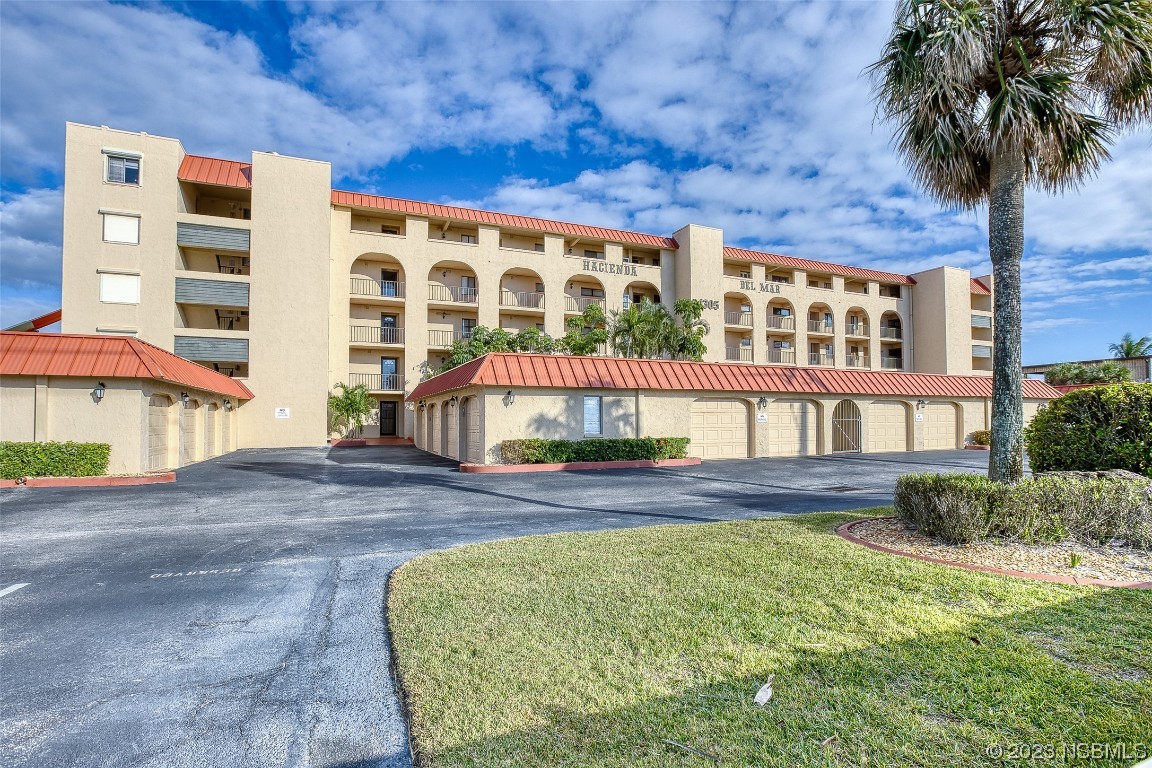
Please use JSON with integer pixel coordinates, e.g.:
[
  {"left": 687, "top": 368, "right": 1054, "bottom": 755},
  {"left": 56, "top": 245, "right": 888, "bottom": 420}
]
[
  {"left": 1109, "top": 332, "right": 1152, "bottom": 358},
  {"left": 871, "top": 0, "right": 1152, "bottom": 482}
]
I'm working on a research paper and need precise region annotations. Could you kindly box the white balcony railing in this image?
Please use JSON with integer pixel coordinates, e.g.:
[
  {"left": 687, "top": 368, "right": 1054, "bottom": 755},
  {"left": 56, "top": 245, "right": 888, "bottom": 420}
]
[
  {"left": 845, "top": 323, "right": 869, "bottom": 337},
  {"left": 766, "top": 348, "right": 796, "bottom": 364},
  {"left": 350, "top": 277, "right": 405, "bottom": 299},
  {"left": 428, "top": 283, "right": 478, "bottom": 303},
  {"left": 845, "top": 354, "right": 870, "bottom": 369},
  {"left": 724, "top": 312, "right": 753, "bottom": 327},
  {"left": 428, "top": 329, "right": 473, "bottom": 347},
  {"left": 350, "top": 325, "right": 405, "bottom": 345},
  {"left": 565, "top": 295, "right": 606, "bottom": 312},
  {"left": 881, "top": 357, "right": 904, "bottom": 370},
  {"left": 726, "top": 346, "right": 754, "bottom": 362},
  {"left": 500, "top": 290, "right": 545, "bottom": 309},
  {"left": 807, "top": 321, "right": 835, "bottom": 334},
  {"left": 348, "top": 373, "right": 403, "bottom": 391},
  {"left": 765, "top": 315, "right": 795, "bottom": 331},
  {"left": 880, "top": 326, "right": 903, "bottom": 340},
  {"left": 809, "top": 352, "right": 835, "bottom": 366}
]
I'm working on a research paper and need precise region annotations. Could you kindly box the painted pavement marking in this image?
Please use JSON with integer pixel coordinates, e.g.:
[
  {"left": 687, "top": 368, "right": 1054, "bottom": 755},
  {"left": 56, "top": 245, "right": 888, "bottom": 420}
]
[{"left": 0, "top": 583, "right": 30, "bottom": 597}]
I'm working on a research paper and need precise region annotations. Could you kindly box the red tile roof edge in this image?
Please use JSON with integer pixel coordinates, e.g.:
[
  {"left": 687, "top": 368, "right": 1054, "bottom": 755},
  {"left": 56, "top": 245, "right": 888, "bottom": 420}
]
[
  {"left": 178, "top": 154, "right": 253, "bottom": 189},
  {"left": 0, "top": 332, "right": 253, "bottom": 400},
  {"left": 722, "top": 246, "right": 916, "bottom": 285},
  {"left": 971, "top": 278, "right": 992, "bottom": 295},
  {"left": 407, "top": 353, "right": 1061, "bottom": 402}
]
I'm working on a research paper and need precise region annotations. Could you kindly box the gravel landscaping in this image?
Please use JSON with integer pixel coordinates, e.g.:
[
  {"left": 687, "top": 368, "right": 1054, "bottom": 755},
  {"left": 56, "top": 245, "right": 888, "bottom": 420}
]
[{"left": 849, "top": 516, "right": 1152, "bottom": 584}]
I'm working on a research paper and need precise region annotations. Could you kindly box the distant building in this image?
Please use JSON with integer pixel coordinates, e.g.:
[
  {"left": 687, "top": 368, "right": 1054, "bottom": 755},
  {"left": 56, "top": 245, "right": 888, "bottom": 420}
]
[{"left": 1022, "top": 357, "right": 1151, "bottom": 382}]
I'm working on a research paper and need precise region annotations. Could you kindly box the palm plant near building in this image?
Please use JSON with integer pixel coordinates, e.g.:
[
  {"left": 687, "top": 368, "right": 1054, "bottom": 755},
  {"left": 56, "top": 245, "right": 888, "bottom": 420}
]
[
  {"left": 607, "top": 299, "right": 709, "bottom": 361},
  {"left": 871, "top": 0, "right": 1152, "bottom": 482},
  {"left": 1110, "top": 332, "right": 1152, "bottom": 358},
  {"left": 327, "top": 382, "right": 377, "bottom": 438}
]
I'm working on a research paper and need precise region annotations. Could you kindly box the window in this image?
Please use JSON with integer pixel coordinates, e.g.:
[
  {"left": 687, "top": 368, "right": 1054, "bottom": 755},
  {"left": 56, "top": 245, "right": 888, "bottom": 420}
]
[
  {"left": 462, "top": 318, "right": 477, "bottom": 337},
  {"left": 651, "top": 255, "right": 660, "bottom": 267},
  {"left": 581, "top": 287, "right": 605, "bottom": 298},
  {"left": 772, "top": 275, "right": 790, "bottom": 283},
  {"left": 459, "top": 234, "right": 476, "bottom": 244},
  {"left": 98, "top": 272, "right": 140, "bottom": 304},
  {"left": 534, "top": 242, "right": 546, "bottom": 252},
  {"left": 584, "top": 249, "right": 604, "bottom": 260},
  {"left": 381, "top": 226, "right": 399, "bottom": 235},
  {"left": 582, "top": 396, "right": 602, "bottom": 436},
  {"left": 739, "top": 271, "right": 751, "bottom": 279},
  {"left": 106, "top": 155, "right": 140, "bottom": 185},
  {"left": 102, "top": 213, "right": 140, "bottom": 244}
]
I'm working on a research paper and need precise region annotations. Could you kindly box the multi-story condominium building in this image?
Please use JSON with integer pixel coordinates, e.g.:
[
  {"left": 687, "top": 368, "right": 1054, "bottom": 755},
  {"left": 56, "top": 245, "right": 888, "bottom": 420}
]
[{"left": 59, "top": 123, "right": 995, "bottom": 448}]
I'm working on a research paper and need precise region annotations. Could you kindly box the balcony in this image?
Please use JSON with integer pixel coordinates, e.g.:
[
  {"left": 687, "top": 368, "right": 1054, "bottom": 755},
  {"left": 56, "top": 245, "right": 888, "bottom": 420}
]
[
  {"left": 565, "top": 295, "right": 606, "bottom": 313},
  {"left": 809, "top": 352, "right": 835, "bottom": 366},
  {"left": 726, "top": 347, "right": 753, "bottom": 362},
  {"left": 348, "top": 373, "right": 403, "bottom": 392},
  {"left": 724, "top": 312, "right": 753, "bottom": 327},
  {"left": 429, "top": 329, "right": 472, "bottom": 348},
  {"left": 807, "top": 321, "right": 834, "bottom": 335},
  {"left": 766, "top": 315, "right": 795, "bottom": 331},
  {"left": 845, "top": 323, "right": 869, "bottom": 338},
  {"left": 428, "top": 283, "right": 478, "bottom": 304},
  {"left": 766, "top": 348, "right": 796, "bottom": 364},
  {"left": 882, "top": 357, "right": 904, "bottom": 370},
  {"left": 880, "top": 326, "right": 903, "bottom": 340},
  {"left": 500, "top": 290, "right": 546, "bottom": 310},
  {"left": 350, "top": 325, "right": 405, "bottom": 345},
  {"left": 350, "top": 277, "right": 406, "bottom": 301},
  {"left": 845, "top": 354, "right": 870, "bottom": 369}
]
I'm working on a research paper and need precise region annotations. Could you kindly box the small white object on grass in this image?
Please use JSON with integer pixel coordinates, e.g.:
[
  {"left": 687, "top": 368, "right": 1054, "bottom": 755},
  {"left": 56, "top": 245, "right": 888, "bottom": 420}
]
[{"left": 754, "top": 674, "right": 775, "bottom": 705}]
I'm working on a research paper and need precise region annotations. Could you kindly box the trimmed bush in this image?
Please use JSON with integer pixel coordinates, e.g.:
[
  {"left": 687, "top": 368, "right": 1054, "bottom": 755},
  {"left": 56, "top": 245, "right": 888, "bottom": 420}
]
[
  {"left": 1043, "top": 361, "right": 1132, "bottom": 385},
  {"left": 894, "top": 471, "right": 1152, "bottom": 547},
  {"left": 501, "top": 437, "right": 690, "bottom": 465},
  {"left": 968, "top": 429, "right": 991, "bottom": 446},
  {"left": 0, "top": 441, "right": 111, "bottom": 479},
  {"left": 1024, "top": 383, "right": 1152, "bottom": 477}
]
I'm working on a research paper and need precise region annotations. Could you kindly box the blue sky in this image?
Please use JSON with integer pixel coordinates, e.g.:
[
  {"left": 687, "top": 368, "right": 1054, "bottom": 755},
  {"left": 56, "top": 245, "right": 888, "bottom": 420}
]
[{"left": 1, "top": 1, "right": 1149, "bottom": 364}]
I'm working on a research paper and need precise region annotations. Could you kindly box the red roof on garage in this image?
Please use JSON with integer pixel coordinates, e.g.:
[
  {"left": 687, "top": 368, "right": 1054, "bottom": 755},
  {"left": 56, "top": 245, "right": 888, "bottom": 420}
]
[
  {"left": 178, "top": 154, "right": 253, "bottom": 189},
  {"left": 407, "top": 353, "right": 1059, "bottom": 402},
  {"left": 0, "top": 332, "right": 253, "bottom": 399}
]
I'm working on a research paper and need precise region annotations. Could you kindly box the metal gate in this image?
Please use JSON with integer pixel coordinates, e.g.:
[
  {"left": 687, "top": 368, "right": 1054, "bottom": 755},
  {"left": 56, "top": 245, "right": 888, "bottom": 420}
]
[{"left": 832, "top": 399, "right": 862, "bottom": 453}]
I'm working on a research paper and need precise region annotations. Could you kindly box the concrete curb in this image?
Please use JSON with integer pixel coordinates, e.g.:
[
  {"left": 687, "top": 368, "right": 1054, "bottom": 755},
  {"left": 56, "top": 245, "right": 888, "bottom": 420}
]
[
  {"left": 459, "top": 457, "right": 702, "bottom": 474},
  {"left": 836, "top": 518, "right": 1152, "bottom": 590},
  {"left": 0, "top": 472, "right": 177, "bottom": 489}
]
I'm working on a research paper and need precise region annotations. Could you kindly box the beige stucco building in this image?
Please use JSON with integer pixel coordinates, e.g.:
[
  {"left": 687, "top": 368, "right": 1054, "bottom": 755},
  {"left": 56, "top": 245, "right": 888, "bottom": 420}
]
[{"left": 59, "top": 123, "right": 998, "bottom": 448}]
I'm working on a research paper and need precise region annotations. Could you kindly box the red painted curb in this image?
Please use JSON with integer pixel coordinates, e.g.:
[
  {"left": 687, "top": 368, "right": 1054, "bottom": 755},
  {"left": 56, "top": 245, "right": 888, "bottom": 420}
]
[
  {"left": 963, "top": 445, "right": 991, "bottom": 450},
  {"left": 460, "top": 457, "right": 702, "bottom": 474},
  {"left": 1, "top": 472, "right": 177, "bottom": 489},
  {"left": 835, "top": 518, "right": 1152, "bottom": 589}
]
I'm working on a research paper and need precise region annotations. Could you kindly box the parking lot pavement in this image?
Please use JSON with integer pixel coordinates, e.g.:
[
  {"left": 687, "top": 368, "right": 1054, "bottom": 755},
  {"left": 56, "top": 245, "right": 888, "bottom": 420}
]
[{"left": 0, "top": 446, "right": 988, "bottom": 767}]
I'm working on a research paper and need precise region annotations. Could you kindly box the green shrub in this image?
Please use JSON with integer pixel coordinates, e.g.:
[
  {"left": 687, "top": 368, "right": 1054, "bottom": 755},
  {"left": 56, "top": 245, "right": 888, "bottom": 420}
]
[
  {"left": 968, "top": 429, "right": 991, "bottom": 446},
  {"left": 894, "top": 471, "right": 1152, "bottom": 547},
  {"left": 500, "top": 437, "right": 690, "bottom": 465},
  {"left": 1043, "top": 361, "right": 1132, "bottom": 385},
  {"left": 1024, "top": 383, "right": 1152, "bottom": 477},
  {"left": 0, "top": 441, "right": 111, "bottom": 479}
]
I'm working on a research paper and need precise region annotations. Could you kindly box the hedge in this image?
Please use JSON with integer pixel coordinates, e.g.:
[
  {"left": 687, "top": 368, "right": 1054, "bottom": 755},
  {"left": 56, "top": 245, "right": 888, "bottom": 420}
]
[
  {"left": 0, "top": 441, "right": 111, "bottom": 479},
  {"left": 1024, "top": 383, "right": 1152, "bottom": 477},
  {"left": 501, "top": 437, "right": 690, "bottom": 465},
  {"left": 894, "top": 472, "right": 1152, "bottom": 547},
  {"left": 968, "top": 429, "right": 991, "bottom": 446}
]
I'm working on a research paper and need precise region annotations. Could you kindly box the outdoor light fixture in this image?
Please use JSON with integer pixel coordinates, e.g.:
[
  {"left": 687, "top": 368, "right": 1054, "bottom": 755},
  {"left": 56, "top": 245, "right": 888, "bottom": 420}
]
[
  {"left": 93, "top": 382, "right": 106, "bottom": 402},
  {"left": 224, "top": 399, "right": 233, "bottom": 412},
  {"left": 757, "top": 396, "right": 768, "bottom": 409},
  {"left": 506, "top": 390, "right": 515, "bottom": 405},
  {"left": 181, "top": 392, "right": 190, "bottom": 405},
  {"left": 449, "top": 396, "right": 458, "bottom": 405},
  {"left": 917, "top": 399, "right": 927, "bottom": 409}
]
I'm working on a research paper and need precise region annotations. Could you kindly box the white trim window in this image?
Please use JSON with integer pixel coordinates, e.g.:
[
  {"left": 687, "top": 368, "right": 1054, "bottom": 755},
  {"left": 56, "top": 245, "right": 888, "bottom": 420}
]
[
  {"left": 583, "top": 395, "right": 602, "bottom": 436},
  {"left": 106, "top": 155, "right": 140, "bottom": 185},
  {"left": 98, "top": 272, "right": 140, "bottom": 304},
  {"left": 102, "top": 212, "right": 140, "bottom": 244}
]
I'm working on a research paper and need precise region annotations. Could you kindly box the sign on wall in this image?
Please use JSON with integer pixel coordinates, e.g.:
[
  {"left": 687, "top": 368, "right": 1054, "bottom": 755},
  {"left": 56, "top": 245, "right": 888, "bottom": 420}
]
[{"left": 275, "top": 407, "right": 290, "bottom": 419}]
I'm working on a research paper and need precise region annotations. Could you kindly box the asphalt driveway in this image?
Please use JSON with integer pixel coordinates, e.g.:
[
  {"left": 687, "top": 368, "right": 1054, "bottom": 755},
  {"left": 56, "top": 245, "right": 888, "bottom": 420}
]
[{"left": 0, "top": 446, "right": 988, "bottom": 767}]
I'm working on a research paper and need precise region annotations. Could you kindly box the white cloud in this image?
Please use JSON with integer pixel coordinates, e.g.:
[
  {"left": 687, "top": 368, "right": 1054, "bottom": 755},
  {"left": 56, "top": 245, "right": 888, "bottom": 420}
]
[{"left": 0, "top": 188, "right": 63, "bottom": 289}]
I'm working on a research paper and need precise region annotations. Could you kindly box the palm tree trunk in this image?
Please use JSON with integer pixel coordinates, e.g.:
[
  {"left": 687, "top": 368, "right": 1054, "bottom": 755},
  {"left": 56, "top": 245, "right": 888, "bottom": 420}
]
[{"left": 987, "top": 147, "right": 1026, "bottom": 483}]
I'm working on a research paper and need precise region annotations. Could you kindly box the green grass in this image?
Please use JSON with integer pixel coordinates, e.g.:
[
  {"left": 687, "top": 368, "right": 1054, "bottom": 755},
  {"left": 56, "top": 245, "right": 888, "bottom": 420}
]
[{"left": 388, "top": 510, "right": 1152, "bottom": 767}]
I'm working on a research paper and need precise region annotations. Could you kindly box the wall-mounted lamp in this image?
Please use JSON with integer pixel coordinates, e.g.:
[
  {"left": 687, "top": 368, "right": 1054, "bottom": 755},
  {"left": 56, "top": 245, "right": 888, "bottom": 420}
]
[
  {"left": 442, "top": 270, "right": 448, "bottom": 277},
  {"left": 180, "top": 392, "right": 190, "bottom": 405},
  {"left": 224, "top": 399, "right": 233, "bottom": 412},
  {"left": 440, "top": 311, "right": 449, "bottom": 319},
  {"left": 505, "top": 390, "right": 515, "bottom": 405},
  {"left": 449, "top": 395, "right": 458, "bottom": 405},
  {"left": 93, "top": 382, "right": 106, "bottom": 402},
  {"left": 757, "top": 396, "right": 769, "bottom": 409},
  {"left": 916, "top": 399, "right": 927, "bottom": 409}
]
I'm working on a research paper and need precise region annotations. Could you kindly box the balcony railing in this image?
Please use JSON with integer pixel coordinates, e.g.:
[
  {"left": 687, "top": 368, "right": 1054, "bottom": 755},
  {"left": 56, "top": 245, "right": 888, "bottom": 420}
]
[
  {"left": 880, "top": 326, "right": 903, "bottom": 340},
  {"left": 845, "top": 323, "right": 869, "bottom": 337},
  {"left": 726, "top": 346, "right": 753, "bottom": 362},
  {"left": 766, "top": 348, "right": 796, "bottom": 364},
  {"left": 724, "top": 311, "right": 753, "bottom": 327},
  {"left": 845, "top": 354, "right": 870, "bottom": 369},
  {"left": 807, "top": 321, "right": 835, "bottom": 334},
  {"left": 500, "top": 290, "right": 545, "bottom": 309},
  {"left": 809, "top": 352, "right": 835, "bottom": 366},
  {"left": 766, "top": 315, "right": 795, "bottom": 331},
  {"left": 348, "top": 373, "right": 403, "bottom": 391},
  {"left": 429, "top": 329, "right": 473, "bottom": 347},
  {"left": 428, "top": 283, "right": 478, "bottom": 303},
  {"left": 350, "top": 277, "right": 406, "bottom": 299},
  {"left": 350, "top": 325, "right": 405, "bottom": 345},
  {"left": 882, "top": 357, "right": 904, "bottom": 370},
  {"left": 565, "top": 295, "right": 606, "bottom": 312}
]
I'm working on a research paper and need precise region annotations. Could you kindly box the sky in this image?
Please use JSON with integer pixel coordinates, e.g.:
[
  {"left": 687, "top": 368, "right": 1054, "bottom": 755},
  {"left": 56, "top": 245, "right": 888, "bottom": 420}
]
[{"left": 1, "top": 0, "right": 1149, "bottom": 364}]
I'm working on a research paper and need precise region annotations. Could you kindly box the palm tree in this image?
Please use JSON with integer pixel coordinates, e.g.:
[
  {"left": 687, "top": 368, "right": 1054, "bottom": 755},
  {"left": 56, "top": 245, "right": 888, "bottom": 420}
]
[
  {"left": 327, "top": 382, "right": 377, "bottom": 438},
  {"left": 1109, "top": 332, "right": 1152, "bottom": 358},
  {"left": 871, "top": 0, "right": 1152, "bottom": 482}
]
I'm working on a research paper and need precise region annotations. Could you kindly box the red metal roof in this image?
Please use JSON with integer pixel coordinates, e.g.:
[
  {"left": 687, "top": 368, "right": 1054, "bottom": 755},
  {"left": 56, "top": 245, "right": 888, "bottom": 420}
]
[
  {"left": 0, "top": 332, "right": 253, "bottom": 399},
  {"left": 971, "top": 278, "right": 991, "bottom": 295},
  {"left": 408, "top": 353, "right": 1059, "bottom": 402},
  {"left": 178, "top": 154, "right": 252, "bottom": 189},
  {"left": 4, "top": 308, "right": 62, "bottom": 332},
  {"left": 723, "top": 246, "right": 915, "bottom": 285},
  {"left": 331, "top": 190, "right": 679, "bottom": 249}
]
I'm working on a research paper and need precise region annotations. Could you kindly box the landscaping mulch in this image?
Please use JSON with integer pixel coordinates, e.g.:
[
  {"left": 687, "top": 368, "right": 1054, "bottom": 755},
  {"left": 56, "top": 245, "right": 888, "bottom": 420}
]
[{"left": 851, "top": 516, "right": 1152, "bottom": 583}]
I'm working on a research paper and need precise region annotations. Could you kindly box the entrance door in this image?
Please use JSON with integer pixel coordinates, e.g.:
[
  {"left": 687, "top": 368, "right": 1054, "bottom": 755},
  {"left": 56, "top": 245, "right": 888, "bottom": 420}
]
[
  {"left": 380, "top": 313, "right": 399, "bottom": 344},
  {"left": 381, "top": 269, "right": 399, "bottom": 297},
  {"left": 460, "top": 274, "right": 477, "bottom": 302},
  {"left": 381, "top": 357, "right": 398, "bottom": 391},
  {"left": 380, "top": 401, "right": 397, "bottom": 437}
]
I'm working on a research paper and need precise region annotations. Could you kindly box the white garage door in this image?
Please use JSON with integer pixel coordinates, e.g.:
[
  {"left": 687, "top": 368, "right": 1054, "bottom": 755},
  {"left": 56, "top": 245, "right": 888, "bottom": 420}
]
[
  {"left": 867, "top": 401, "right": 907, "bottom": 452},
  {"left": 181, "top": 402, "right": 198, "bottom": 465},
  {"left": 768, "top": 400, "right": 818, "bottom": 457},
  {"left": 148, "top": 395, "right": 169, "bottom": 471},
  {"left": 922, "top": 403, "right": 957, "bottom": 450},
  {"left": 690, "top": 399, "right": 749, "bottom": 459}
]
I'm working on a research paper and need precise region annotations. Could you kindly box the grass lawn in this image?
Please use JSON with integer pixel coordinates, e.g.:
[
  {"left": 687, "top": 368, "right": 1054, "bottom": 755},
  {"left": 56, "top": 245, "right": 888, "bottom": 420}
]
[{"left": 388, "top": 510, "right": 1152, "bottom": 767}]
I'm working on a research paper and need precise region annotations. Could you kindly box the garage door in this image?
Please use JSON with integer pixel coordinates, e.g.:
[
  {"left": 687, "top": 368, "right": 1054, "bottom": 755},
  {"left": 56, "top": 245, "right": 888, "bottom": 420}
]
[
  {"left": 867, "top": 401, "right": 907, "bottom": 452},
  {"left": 922, "top": 403, "right": 957, "bottom": 450},
  {"left": 768, "top": 400, "right": 818, "bottom": 457},
  {"left": 148, "top": 395, "right": 169, "bottom": 471},
  {"left": 181, "top": 402, "right": 198, "bottom": 465},
  {"left": 690, "top": 399, "right": 749, "bottom": 459},
  {"left": 204, "top": 404, "right": 217, "bottom": 458}
]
